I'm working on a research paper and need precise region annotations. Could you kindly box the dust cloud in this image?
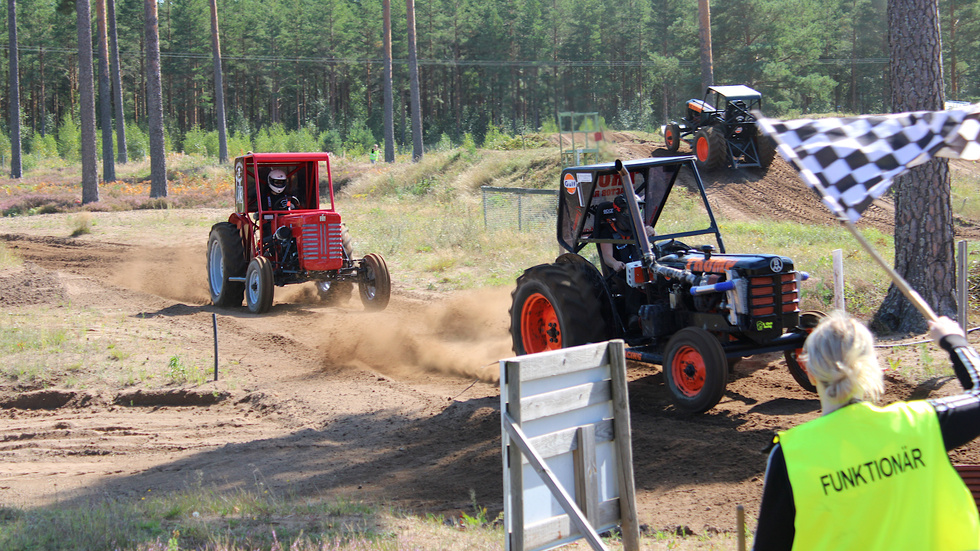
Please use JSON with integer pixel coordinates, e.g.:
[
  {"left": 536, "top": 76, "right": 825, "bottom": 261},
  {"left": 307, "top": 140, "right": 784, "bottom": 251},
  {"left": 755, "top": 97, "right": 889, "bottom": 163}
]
[
  {"left": 316, "top": 287, "right": 515, "bottom": 383},
  {"left": 111, "top": 244, "right": 211, "bottom": 305}
]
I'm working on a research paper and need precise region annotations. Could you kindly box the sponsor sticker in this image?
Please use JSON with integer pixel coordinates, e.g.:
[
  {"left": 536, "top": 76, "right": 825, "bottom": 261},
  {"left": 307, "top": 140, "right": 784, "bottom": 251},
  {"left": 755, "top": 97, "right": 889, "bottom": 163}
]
[{"left": 563, "top": 173, "right": 578, "bottom": 195}]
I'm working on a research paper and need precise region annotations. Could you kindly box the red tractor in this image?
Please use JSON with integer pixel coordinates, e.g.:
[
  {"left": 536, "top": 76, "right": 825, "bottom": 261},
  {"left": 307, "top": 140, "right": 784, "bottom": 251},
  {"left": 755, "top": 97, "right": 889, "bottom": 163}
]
[{"left": 207, "top": 152, "right": 390, "bottom": 313}]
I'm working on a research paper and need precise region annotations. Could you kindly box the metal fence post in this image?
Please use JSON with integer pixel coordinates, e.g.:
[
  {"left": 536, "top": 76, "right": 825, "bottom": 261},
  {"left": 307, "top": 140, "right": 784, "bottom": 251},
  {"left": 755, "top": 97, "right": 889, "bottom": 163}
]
[
  {"left": 482, "top": 186, "right": 488, "bottom": 230},
  {"left": 517, "top": 191, "right": 523, "bottom": 232}
]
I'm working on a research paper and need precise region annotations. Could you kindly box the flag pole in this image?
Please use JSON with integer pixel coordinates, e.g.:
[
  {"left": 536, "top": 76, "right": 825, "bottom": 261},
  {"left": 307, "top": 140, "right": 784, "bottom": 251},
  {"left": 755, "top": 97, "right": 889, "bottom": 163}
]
[{"left": 795, "top": 166, "right": 938, "bottom": 323}]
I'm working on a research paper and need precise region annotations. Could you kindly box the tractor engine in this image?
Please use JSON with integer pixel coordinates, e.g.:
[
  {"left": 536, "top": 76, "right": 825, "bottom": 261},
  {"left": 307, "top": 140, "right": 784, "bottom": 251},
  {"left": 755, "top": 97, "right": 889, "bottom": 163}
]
[{"left": 639, "top": 251, "right": 804, "bottom": 344}]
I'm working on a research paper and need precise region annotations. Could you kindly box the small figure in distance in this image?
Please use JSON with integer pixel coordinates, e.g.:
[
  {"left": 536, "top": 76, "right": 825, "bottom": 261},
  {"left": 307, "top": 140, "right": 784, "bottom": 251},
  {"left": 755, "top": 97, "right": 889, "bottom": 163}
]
[
  {"left": 265, "top": 169, "right": 299, "bottom": 211},
  {"left": 753, "top": 312, "right": 980, "bottom": 551},
  {"left": 369, "top": 144, "right": 380, "bottom": 164}
]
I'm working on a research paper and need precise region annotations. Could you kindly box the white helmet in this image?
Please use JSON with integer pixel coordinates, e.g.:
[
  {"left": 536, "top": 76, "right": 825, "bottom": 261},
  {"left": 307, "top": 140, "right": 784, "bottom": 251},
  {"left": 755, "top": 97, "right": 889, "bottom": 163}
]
[{"left": 268, "top": 169, "right": 287, "bottom": 194}]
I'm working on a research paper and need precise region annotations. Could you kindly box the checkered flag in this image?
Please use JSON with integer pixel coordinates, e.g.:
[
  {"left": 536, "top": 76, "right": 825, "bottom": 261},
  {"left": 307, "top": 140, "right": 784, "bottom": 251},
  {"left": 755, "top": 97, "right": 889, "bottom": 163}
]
[{"left": 758, "top": 105, "right": 980, "bottom": 222}]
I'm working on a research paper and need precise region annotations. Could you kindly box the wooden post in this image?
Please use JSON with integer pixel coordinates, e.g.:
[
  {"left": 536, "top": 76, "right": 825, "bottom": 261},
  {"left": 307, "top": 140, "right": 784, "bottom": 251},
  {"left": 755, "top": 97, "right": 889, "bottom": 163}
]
[
  {"left": 832, "top": 249, "right": 845, "bottom": 312},
  {"left": 609, "top": 340, "right": 640, "bottom": 550},
  {"left": 737, "top": 505, "right": 746, "bottom": 551},
  {"left": 959, "top": 240, "right": 968, "bottom": 334}
]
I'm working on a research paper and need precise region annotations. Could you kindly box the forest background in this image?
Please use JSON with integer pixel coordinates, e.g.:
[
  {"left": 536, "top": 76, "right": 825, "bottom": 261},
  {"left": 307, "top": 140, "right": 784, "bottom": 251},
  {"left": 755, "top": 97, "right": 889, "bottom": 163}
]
[{"left": 0, "top": 0, "right": 979, "bottom": 164}]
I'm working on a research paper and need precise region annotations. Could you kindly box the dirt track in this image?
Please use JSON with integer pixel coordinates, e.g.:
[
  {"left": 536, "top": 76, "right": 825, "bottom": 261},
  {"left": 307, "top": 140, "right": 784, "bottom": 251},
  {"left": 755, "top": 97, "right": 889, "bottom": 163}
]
[{"left": 2, "top": 147, "right": 980, "bottom": 536}]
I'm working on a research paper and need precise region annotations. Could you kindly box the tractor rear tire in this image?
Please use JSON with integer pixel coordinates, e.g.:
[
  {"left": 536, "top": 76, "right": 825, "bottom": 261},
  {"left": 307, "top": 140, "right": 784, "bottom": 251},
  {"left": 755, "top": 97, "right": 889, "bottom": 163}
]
[
  {"left": 664, "top": 327, "right": 728, "bottom": 413},
  {"left": 694, "top": 126, "right": 727, "bottom": 172},
  {"left": 245, "top": 256, "right": 274, "bottom": 314},
  {"left": 784, "top": 311, "right": 828, "bottom": 393},
  {"left": 317, "top": 226, "right": 354, "bottom": 305},
  {"left": 207, "top": 222, "right": 247, "bottom": 307},
  {"left": 359, "top": 253, "right": 391, "bottom": 311},
  {"left": 664, "top": 123, "right": 682, "bottom": 152},
  {"left": 510, "top": 262, "right": 610, "bottom": 356},
  {"left": 756, "top": 130, "right": 777, "bottom": 170}
]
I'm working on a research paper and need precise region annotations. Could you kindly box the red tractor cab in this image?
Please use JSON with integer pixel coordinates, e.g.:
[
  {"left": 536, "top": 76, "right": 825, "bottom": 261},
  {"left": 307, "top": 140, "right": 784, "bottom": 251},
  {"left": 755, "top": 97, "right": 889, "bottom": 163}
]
[{"left": 207, "top": 152, "right": 390, "bottom": 313}]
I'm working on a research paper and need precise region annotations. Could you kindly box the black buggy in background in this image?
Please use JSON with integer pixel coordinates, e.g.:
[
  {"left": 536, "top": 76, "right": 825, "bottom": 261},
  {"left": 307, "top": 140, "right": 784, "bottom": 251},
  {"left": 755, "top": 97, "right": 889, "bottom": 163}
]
[{"left": 663, "top": 85, "right": 777, "bottom": 172}]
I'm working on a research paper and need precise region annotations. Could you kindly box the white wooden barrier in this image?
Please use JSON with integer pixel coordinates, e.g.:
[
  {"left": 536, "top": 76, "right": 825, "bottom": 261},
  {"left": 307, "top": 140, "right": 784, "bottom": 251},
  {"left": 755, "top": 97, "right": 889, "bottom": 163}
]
[{"left": 501, "top": 340, "right": 639, "bottom": 551}]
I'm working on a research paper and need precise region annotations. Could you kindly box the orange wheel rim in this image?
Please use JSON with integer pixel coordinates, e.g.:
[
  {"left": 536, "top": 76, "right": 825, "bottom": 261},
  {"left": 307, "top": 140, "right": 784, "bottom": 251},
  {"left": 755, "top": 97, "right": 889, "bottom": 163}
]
[
  {"left": 521, "top": 293, "right": 561, "bottom": 354},
  {"left": 666, "top": 129, "right": 675, "bottom": 146},
  {"left": 671, "top": 345, "right": 706, "bottom": 397},
  {"left": 696, "top": 137, "right": 709, "bottom": 162},
  {"left": 791, "top": 348, "right": 809, "bottom": 376}
]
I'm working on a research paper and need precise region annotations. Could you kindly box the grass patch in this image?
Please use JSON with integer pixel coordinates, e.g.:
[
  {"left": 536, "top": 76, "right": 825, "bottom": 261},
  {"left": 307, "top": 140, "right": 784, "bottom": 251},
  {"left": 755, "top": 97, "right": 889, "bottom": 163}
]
[
  {"left": 0, "top": 305, "right": 233, "bottom": 391},
  {"left": 0, "top": 242, "right": 21, "bottom": 269},
  {"left": 0, "top": 483, "right": 745, "bottom": 550}
]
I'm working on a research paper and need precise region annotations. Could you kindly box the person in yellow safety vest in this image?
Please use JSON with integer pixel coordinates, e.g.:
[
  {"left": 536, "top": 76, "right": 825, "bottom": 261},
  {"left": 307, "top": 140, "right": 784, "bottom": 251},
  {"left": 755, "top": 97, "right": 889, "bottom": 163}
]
[
  {"left": 369, "top": 144, "right": 379, "bottom": 164},
  {"left": 753, "top": 313, "right": 980, "bottom": 551}
]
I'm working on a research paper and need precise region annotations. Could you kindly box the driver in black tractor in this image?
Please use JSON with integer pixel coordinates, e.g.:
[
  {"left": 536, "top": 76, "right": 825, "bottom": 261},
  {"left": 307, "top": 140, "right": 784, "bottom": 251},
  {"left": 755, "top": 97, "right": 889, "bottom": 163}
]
[
  {"left": 597, "top": 193, "right": 654, "bottom": 273},
  {"left": 596, "top": 192, "right": 655, "bottom": 331}
]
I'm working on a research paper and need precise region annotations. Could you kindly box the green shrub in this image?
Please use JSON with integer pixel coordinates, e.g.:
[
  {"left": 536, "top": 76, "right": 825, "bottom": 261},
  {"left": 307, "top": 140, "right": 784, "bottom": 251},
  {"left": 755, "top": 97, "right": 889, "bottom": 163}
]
[
  {"left": 254, "top": 123, "right": 289, "bottom": 152},
  {"left": 182, "top": 126, "right": 208, "bottom": 156},
  {"left": 342, "top": 119, "right": 376, "bottom": 157},
  {"left": 57, "top": 115, "right": 80, "bottom": 162},
  {"left": 286, "top": 126, "right": 320, "bottom": 152},
  {"left": 30, "top": 132, "right": 59, "bottom": 159},
  {"left": 126, "top": 123, "right": 149, "bottom": 161},
  {"left": 0, "top": 132, "right": 10, "bottom": 166},
  {"left": 319, "top": 129, "right": 342, "bottom": 153},
  {"left": 482, "top": 124, "right": 510, "bottom": 149},
  {"left": 227, "top": 131, "right": 252, "bottom": 158},
  {"left": 462, "top": 133, "right": 476, "bottom": 154}
]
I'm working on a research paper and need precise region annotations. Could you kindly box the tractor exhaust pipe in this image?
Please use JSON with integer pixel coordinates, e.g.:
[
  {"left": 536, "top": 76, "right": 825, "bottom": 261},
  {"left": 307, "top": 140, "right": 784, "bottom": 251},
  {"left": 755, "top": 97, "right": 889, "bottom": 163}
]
[{"left": 614, "top": 159, "right": 656, "bottom": 267}]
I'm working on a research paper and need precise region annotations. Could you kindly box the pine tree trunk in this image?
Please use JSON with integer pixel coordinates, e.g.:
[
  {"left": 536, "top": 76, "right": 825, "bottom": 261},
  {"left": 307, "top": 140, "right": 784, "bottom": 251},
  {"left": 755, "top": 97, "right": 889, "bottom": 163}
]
[
  {"left": 382, "top": 0, "right": 394, "bottom": 162},
  {"left": 209, "top": 0, "right": 228, "bottom": 163},
  {"left": 108, "top": 0, "right": 127, "bottom": 163},
  {"left": 8, "top": 0, "right": 21, "bottom": 178},
  {"left": 873, "top": 0, "right": 953, "bottom": 333},
  {"left": 698, "top": 0, "right": 713, "bottom": 91},
  {"left": 96, "top": 0, "right": 115, "bottom": 182},
  {"left": 405, "top": 0, "right": 423, "bottom": 161},
  {"left": 77, "top": 0, "right": 99, "bottom": 203},
  {"left": 144, "top": 0, "right": 167, "bottom": 198}
]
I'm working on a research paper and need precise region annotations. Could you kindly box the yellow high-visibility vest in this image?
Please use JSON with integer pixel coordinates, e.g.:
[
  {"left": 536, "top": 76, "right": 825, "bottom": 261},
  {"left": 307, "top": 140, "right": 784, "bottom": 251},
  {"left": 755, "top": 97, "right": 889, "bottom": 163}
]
[{"left": 779, "top": 400, "right": 979, "bottom": 551}]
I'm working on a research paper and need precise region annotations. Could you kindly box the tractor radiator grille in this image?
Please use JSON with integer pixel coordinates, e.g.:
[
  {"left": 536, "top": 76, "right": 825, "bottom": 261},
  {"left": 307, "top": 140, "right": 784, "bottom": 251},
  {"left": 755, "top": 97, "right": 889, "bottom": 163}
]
[
  {"left": 748, "top": 273, "right": 799, "bottom": 317},
  {"left": 297, "top": 222, "right": 343, "bottom": 271}
]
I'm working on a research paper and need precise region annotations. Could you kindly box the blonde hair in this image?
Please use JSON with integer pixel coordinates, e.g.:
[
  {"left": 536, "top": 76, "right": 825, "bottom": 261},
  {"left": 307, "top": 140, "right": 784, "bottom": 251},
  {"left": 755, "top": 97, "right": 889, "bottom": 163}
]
[{"left": 803, "top": 312, "right": 884, "bottom": 406}]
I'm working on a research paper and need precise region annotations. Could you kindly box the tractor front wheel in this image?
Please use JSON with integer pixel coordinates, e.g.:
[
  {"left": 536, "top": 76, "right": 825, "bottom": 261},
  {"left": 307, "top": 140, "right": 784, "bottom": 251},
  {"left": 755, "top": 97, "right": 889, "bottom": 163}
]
[
  {"left": 509, "top": 262, "right": 610, "bottom": 356},
  {"left": 664, "top": 327, "right": 728, "bottom": 413},
  {"left": 359, "top": 253, "right": 391, "bottom": 311},
  {"left": 664, "top": 123, "right": 682, "bottom": 152},
  {"left": 245, "top": 256, "right": 274, "bottom": 314},
  {"left": 694, "top": 126, "right": 727, "bottom": 172},
  {"left": 784, "top": 311, "right": 828, "bottom": 393},
  {"left": 317, "top": 226, "right": 354, "bottom": 305},
  {"left": 207, "top": 222, "right": 246, "bottom": 307}
]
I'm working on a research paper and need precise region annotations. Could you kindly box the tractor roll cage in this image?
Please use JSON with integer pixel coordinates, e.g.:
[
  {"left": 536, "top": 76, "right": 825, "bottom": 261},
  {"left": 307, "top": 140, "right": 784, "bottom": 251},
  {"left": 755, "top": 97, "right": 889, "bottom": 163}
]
[
  {"left": 232, "top": 152, "right": 336, "bottom": 260},
  {"left": 557, "top": 155, "right": 726, "bottom": 257}
]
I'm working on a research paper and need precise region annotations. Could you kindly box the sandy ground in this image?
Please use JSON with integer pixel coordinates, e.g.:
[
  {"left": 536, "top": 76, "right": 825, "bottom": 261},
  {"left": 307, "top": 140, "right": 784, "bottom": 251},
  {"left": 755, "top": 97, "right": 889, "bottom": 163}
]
[{"left": 1, "top": 145, "right": 979, "bottom": 538}]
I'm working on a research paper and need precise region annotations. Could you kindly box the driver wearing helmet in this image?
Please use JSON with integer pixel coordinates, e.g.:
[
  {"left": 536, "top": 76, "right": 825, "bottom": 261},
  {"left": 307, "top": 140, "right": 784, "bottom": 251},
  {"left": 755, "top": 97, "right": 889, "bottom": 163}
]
[
  {"left": 597, "top": 193, "right": 655, "bottom": 273},
  {"left": 265, "top": 168, "right": 300, "bottom": 211}
]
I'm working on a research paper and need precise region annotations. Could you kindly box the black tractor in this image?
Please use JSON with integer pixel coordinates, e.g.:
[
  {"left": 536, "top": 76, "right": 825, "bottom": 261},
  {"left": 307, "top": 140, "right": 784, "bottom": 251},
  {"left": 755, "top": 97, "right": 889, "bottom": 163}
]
[
  {"left": 510, "top": 156, "right": 821, "bottom": 413},
  {"left": 663, "top": 85, "right": 776, "bottom": 171}
]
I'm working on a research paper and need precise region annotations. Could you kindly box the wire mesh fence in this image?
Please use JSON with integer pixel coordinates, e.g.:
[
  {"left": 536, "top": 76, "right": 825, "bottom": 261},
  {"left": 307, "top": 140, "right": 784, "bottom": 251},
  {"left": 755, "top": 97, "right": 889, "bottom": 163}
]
[{"left": 481, "top": 186, "right": 559, "bottom": 233}]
